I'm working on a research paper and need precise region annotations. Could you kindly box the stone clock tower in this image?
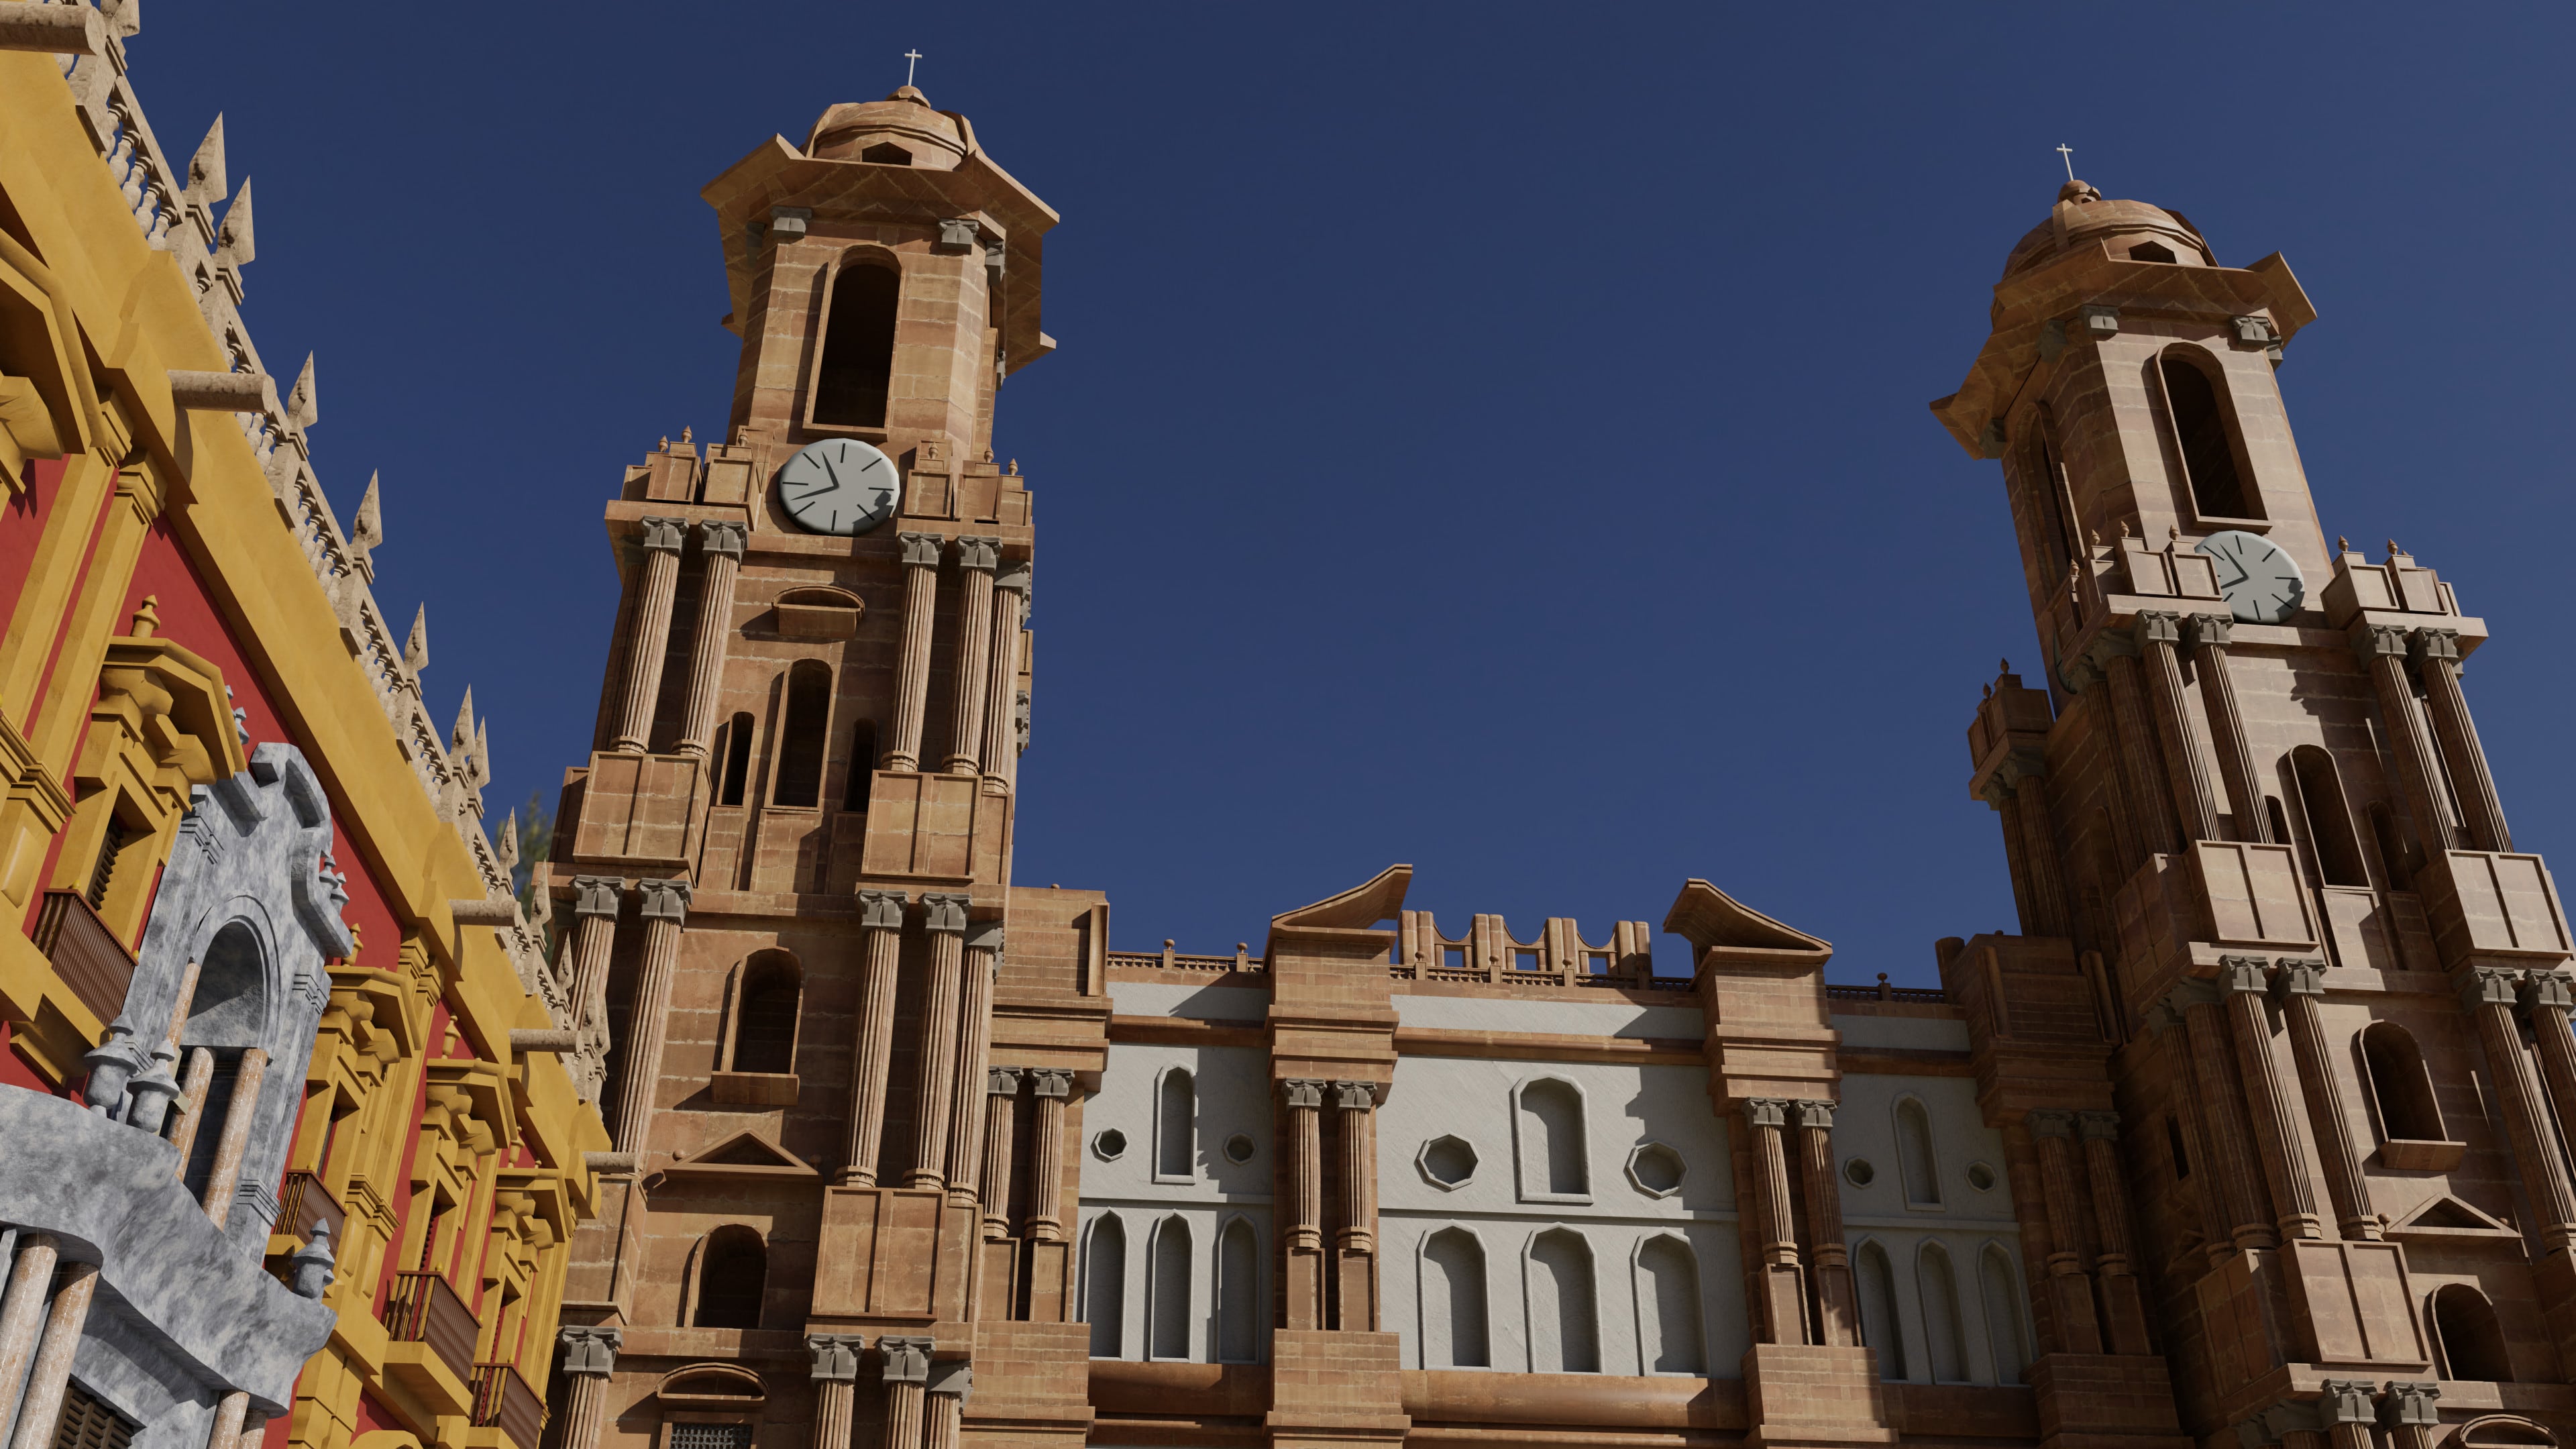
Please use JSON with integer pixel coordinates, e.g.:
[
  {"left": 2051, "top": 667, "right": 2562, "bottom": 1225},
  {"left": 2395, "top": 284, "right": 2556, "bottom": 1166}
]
[
  {"left": 543, "top": 85, "right": 1108, "bottom": 1449},
  {"left": 1934, "top": 180, "right": 2576, "bottom": 1443}
]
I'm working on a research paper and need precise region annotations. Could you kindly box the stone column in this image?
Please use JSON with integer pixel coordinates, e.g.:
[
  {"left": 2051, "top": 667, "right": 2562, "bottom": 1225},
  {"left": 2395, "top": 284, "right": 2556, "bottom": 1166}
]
[
  {"left": 2078, "top": 1112, "right": 2153, "bottom": 1354},
  {"left": 554, "top": 1327, "right": 622, "bottom": 1449},
  {"left": 925, "top": 1360, "right": 971, "bottom": 1449},
  {"left": 1025, "top": 1069, "right": 1071, "bottom": 1242},
  {"left": 843, "top": 890, "right": 908, "bottom": 1186},
  {"left": 5, "top": 1260, "right": 97, "bottom": 1449},
  {"left": 2187, "top": 615, "right": 2274, "bottom": 842},
  {"left": 945, "top": 922, "right": 1003, "bottom": 1205},
  {"left": 0, "top": 1234, "right": 60, "bottom": 1435},
  {"left": 980, "top": 1069, "right": 1022, "bottom": 1240},
  {"left": 884, "top": 532, "right": 946, "bottom": 772},
  {"left": 2524, "top": 973, "right": 2576, "bottom": 1185},
  {"left": 2356, "top": 625, "right": 2457, "bottom": 858},
  {"left": 2462, "top": 968, "right": 2576, "bottom": 1252},
  {"left": 1984, "top": 782, "right": 2039, "bottom": 937},
  {"left": 2273, "top": 961, "right": 2381, "bottom": 1240},
  {"left": 2027, "top": 1109, "right": 2104, "bottom": 1353},
  {"left": 943, "top": 538, "right": 999, "bottom": 775},
  {"left": 2137, "top": 612, "right": 2220, "bottom": 843},
  {"left": 2221, "top": 958, "right": 2325, "bottom": 1241},
  {"left": 1997, "top": 757, "right": 2072, "bottom": 936},
  {"left": 675, "top": 521, "right": 748, "bottom": 758},
  {"left": 1283, "top": 1079, "right": 1326, "bottom": 1330},
  {"left": 979, "top": 564, "right": 1029, "bottom": 794},
  {"left": 205, "top": 1393, "right": 250, "bottom": 1449},
  {"left": 1330, "top": 1081, "right": 1379, "bottom": 1332},
  {"left": 2163, "top": 980, "right": 2276, "bottom": 1251},
  {"left": 566, "top": 876, "right": 623, "bottom": 1024},
  {"left": 2414, "top": 629, "right": 2511, "bottom": 853},
  {"left": 1743, "top": 1098, "right": 1809, "bottom": 1344},
  {"left": 878, "top": 1338, "right": 931, "bottom": 1449},
  {"left": 1792, "top": 1100, "right": 1858, "bottom": 1347},
  {"left": 806, "top": 1333, "right": 864, "bottom": 1449},
  {"left": 201, "top": 1046, "right": 270, "bottom": 1228},
  {"left": 609, "top": 879, "right": 690, "bottom": 1155},
  {"left": 908, "top": 894, "right": 970, "bottom": 1190},
  {"left": 610, "top": 517, "right": 688, "bottom": 753},
  {"left": 2381, "top": 1382, "right": 2441, "bottom": 1449},
  {"left": 2318, "top": 1381, "right": 2380, "bottom": 1449},
  {"left": 2100, "top": 638, "right": 2181, "bottom": 857}
]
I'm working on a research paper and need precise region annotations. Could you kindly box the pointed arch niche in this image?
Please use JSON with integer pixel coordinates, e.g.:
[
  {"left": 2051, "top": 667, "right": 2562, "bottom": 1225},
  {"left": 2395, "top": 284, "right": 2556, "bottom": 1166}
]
[
  {"left": 1525, "top": 1228, "right": 1600, "bottom": 1374},
  {"left": 1513, "top": 1076, "right": 1590, "bottom": 1203},
  {"left": 1633, "top": 1234, "right": 1705, "bottom": 1375},
  {"left": 1419, "top": 1228, "right": 1491, "bottom": 1369},
  {"left": 1084, "top": 1214, "right": 1127, "bottom": 1358}
]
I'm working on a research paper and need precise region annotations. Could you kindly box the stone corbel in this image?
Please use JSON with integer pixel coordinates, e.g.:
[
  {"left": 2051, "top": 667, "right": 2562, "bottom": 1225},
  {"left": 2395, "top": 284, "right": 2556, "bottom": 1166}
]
[
  {"left": 807, "top": 1333, "right": 865, "bottom": 1381},
  {"left": 879, "top": 1336, "right": 933, "bottom": 1383},
  {"left": 636, "top": 877, "right": 691, "bottom": 926},
  {"left": 859, "top": 888, "right": 909, "bottom": 930},
  {"left": 559, "top": 1324, "right": 622, "bottom": 1376},
  {"left": 922, "top": 893, "right": 970, "bottom": 934},
  {"left": 934, "top": 218, "right": 981, "bottom": 254},
  {"left": 2379, "top": 1383, "right": 2439, "bottom": 1429},
  {"left": 637, "top": 516, "right": 688, "bottom": 555}
]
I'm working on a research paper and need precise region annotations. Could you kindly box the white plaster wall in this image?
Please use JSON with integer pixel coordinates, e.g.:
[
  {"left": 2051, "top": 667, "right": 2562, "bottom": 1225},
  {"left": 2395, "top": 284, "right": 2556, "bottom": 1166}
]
[
  {"left": 1830, "top": 1012, "right": 1972, "bottom": 1053},
  {"left": 1392, "top": 994, "right": 1703, "bottom": 1039},
  {"left": 1108, "top": 979, "right": 1272, "bottom": 1022},
  {"left": 1075, "top": 1200, "right": 1273, "bottom": 1364}
]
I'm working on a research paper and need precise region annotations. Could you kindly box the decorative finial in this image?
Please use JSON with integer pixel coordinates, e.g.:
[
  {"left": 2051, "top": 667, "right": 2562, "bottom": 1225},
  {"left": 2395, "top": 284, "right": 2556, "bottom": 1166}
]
[
  {"left": 1982, "top": 683, "right": 1993, "bottom": 700},
  {"left": 405, "top": 604, "right": 429, "bottom": 676},
  {"left": 129, "top": 595, "right": 160, "bottom": 639},
  {"left": 1008, "top": 458, "right": 1019, "bottom": 476},
  {"left": 904, "top": 48, "right": 923, "bottom": 87},
  {"left": 2089, "top": 527, "right": 2102, "bottom": 551},
  {"left": 1999, "top": 658, "right": 2011, "bottom": 676},
  {"left": 2056, "top": 144, "right": 2076, "bottom": 182},
  {"left": 2386, "top": 538, "right": 2400, "bottom": 557},
  {"left": 2337, "top": 535, "right": 2349, "bottom": 553},
  {"left": 680, "top": 425, "right": 692, "bottom": 444},
  {"left": 352, "top": 472, "right": 383, "bottom": 554},
  {"left": 2118, "top": 518, "right": 2131, "bottom": 540},
  {"left": 658, "top": 436, "right": 667, "bottom": 451},
  {"left": 2168, "top": 524, "right": 2181, "bottom": 545}
]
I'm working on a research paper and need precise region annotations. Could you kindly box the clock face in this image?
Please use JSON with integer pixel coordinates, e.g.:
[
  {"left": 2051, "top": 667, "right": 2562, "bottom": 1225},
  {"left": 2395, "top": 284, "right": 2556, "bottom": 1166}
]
[
  {"left": 2196, "top": 529, "right": 2306, "bottom": 624},
  {"left": 777, "top": 437, "right": 902, "bottom": 536}
]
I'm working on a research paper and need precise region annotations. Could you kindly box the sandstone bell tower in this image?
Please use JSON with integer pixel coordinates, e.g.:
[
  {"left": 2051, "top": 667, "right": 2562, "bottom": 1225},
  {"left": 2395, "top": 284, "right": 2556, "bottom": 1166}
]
[
  {"left": 547, "top": 85, "right": 1110, "bottom": 1449},
  {"left": 1934, "top": 180, "right": 2576, "bottom": 1442}
]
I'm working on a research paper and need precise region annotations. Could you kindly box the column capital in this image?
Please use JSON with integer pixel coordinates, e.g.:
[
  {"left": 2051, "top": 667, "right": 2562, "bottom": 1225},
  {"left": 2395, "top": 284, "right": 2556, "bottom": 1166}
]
[
  {"left": 806, "top": 1333, "right": 865, "bottom": 1381},
  {"left": 987, "top": 1066, "right": 1024, "bottom": 1097},
  {"left": 2145, "top": 977, "right": 2223, "bottom": 1035},
  {"left": 2353, "top": 623, "right": 2412, "bottom": 662},
  {"left": 2521, "top": 969, "right": 2576, "bottom": 1015},
  {"left": 1742, "top": 1097, "right": 1788, "bottom": 1130},
  {"left": 697, "top": 519, "right": 747, "bottom": 561},
  {"left": 2317, "top": 1381, "right": 2379, "bottom": 1428},
  {"left": 2272, "top": 959, "right": 2328, "bottom": 1000},
  {"left": 2060, "top": 625, "right": 2142, "bottom": 696},
  {"left": 955, "top": 536, "right": 1001, "bottom": 572},
  {"left": 2027, "top": 1108, "right": 2077, "bottom": 1138},
  {"left": 1791, "top": 1099, "right": 1836, "bottom": 1130},
  {"left": 559, "top": 1325, "right": 623, "bottom": 1377},
  {"left": 2134, "top": 610, "right": 2184, "bottom": 647},
  {"left": 2408, "top": 627, "right": 2462, "bottom": 664},
  {"left": 878, "top": 1336, "right": 932, "bottom": 1384},
  {"left": 1329, "top": 1080, "right": 1379, "bottom": 1111},
  {"left": 926, "top": 1360, "right": 972, "bottom": 1401},
  {"left": 638, "top": 516, "right": 688, "bottom": 553},
  {"left": 996, "top": 561, "right": 1032, "bottom": 594},
  {"left": 2184, "top": 612, "right": 2235, "bottom": 651},
  {"left": 858, "top": 888, "right": 909, "bottom": 930},
  {"left": 570, "top": 875, "right": 623, "bottom": 920},
  {"left": 2379, "top": 1383, "right": 2440, "bottom": 1428},
  {"left": 965, "top": 918, "right": 1004, "bottom": 955},
  {"left": 1029, "top": 1068, "right": 1072, "bottom": 1099},
  {"left": 2078, "top": 1110, "right": 2122, "bottom": 1141},
  {"left": 898, "top": 531, "right": 947, "bottom": 568},
  {"left": 636, "top": 877, "right": 692, "bottom": 924},
  {"left": 1279, "top": 1079, "right": 1326, "bottom": 1109},
  {"left": 2461, "top": 965, "right": 2526, "bottom": 1011},
  {"left": 921, "top": 893, "right": 970, "bottom": 933},
  {"left": 2220, "top": 955, "right": 2271, "bottom": 994}
]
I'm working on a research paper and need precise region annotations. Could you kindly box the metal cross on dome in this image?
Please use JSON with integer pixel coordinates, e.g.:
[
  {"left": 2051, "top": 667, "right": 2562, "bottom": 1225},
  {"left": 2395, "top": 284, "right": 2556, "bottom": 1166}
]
[
  {"left": 904, "top": 50, "right": 923, "bottom": 86},
  {"left": 2057, "top": 144, "right": 2076, "bottom": 181}
]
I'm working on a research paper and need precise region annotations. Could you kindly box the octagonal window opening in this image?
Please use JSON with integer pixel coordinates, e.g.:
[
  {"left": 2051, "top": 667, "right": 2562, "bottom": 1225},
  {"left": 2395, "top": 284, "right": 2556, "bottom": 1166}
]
[
  {"left": 1625, "top": 1142, "right": 1685, "bottom": 1199},
  {"left": 1844, "top": 1157, "right": 1876, "bottom": 1187},
  {"left": 1093, "top": 1128, "right": 1127, "bottom": 1161},
  {"left": 1418, "top": 1134, "right": 1477, "bottom": 1189},
  {"left": 1966, "top": 1161, "right": 1998, "bottom": 1193},
  {"left": 1223, "top": 1132, "right": 1256, "bottom": 1165}
]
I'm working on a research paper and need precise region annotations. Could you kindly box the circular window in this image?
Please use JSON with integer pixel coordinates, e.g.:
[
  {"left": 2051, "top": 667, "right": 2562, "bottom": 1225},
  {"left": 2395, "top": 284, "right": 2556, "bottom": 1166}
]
[
  {"left": 1844, "top": 1157, "right": 1876, "bottom": 1187},
  {"left": 1417, "top": 1134, "right": 1477, "bottom": 1189},
  {"left": 1223, "top": 1133, "right": 1256, "bottom": 1165},
  {"left": 1966, "top": 1161, "right": 1998, "bottom": 1192},
  {"left": 1092, "top": 1128, "right": 1127, "bottom": 1161}
]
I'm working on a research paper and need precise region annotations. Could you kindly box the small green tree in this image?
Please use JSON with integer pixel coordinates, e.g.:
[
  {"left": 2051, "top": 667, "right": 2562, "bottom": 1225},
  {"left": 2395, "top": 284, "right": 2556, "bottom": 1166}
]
[{"left": 512, "top": 790, "right": 553, "bottom": 912}]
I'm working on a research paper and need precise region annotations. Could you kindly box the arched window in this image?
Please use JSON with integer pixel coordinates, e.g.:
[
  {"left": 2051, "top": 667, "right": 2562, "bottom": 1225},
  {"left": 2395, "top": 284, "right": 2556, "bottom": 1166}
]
[
  {"left": 810, "top": 258, "right": 900, "bottom": 429},
  {"left": 726, "top": 951, "right": 800, "bottom": 1075},
  {"left": 1420, "top": 1228, "right": 1489, "bottom": 1369},
  {"left": 771, "top": 661, "right": 832, "bottom": 808},
  {"left": 2432, "top": 1283, "right": 2514, "bottom": 1382},
  {"left": 2017, "top": 408, "right": 2076, "bottom": 581},
  {"left": 1978, "top": 1245, "right": 2029, "bottom": 1386},
  {"left": 1526, "top": 1228, "right": 1599, "bottom": 1374},
  {"left": 1854, "top": 1240, "right": 1907, "bottom": 1381},
  {"left": 1155, "top": 1067, "right": 1195, "bottom": 1181},
  {"left": 716, "top": 712, "right": 754, "bottom": 806},
  {"left": 843, "top": 719, "right": 878, "bottom": 810},
  {"left": 1216, "top": 1218, "right": 1260, "bottom": 1364},
  {"left": 1084, "top": 1214, "right": 1126, "bottom": 1358},
  {"left": 2360, "top": 1022, "right": 2447, "bottom": 1143},
  {"left": 1515, "top": 1078, "right": 1589, "bottom": 1199},
  {"left": 1147, "top": 1216, "right": 1192, "bottom": 1360},
  {"left": 1894, "top": 1097, "right": 1943, "bottom": 1209},
  {"left": 1915, "top": 1242, "right": 1969, "bottom": 1383},
  {"left": 1634, "top": 1235, "right": 1704, "bottom": 1375},
  {"left": 2157, "top": 349, "right": 2257, "bottom": 521},
  {"left": 2290, "top": 747, "right": 2371, "bottom": 888},
  {"left": 692, "top": 1226, "right": 767, "bottom": 1328},
  {"left": 180, "top": 923, "right": 268, "bottom": 1197},
  {"left": 2369, "top": 803, "right": 2413, "bottom": 890}
]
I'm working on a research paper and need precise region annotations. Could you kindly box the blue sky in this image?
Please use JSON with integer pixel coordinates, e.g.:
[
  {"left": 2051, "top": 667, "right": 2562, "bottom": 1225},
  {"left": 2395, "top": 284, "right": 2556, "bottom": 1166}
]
[{"left": 131, "top": 3, "right": 2576, "bottom": 981}]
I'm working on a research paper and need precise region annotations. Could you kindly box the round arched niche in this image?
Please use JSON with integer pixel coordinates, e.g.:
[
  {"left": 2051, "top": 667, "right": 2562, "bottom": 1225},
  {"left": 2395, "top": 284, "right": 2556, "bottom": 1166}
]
[{"left": 656, "top": 1362, "right": 767, "bottom": 1407}]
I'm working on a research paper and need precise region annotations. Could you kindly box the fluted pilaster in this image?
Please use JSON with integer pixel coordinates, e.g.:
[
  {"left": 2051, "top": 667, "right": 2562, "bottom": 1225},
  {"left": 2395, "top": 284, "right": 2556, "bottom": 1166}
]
[
  {"left": 2274, "top": 961, "right": 2380, "bottom": 1240},
  {"left": 2137, "top": 612, "right": 2219, "bottom": 842},
  {"left": 908, "top": 894, "right": 970, "bottom": 1189},
  {"left": 1026, "top": 1069, "right": 1071, "bottom": 1242},
  {"left": 945, "top": 922, "right": 1002, "bottom": 1205},
  {"left": 2357, "top": 625, "right": 2457, "bottom": 859},
  {"left": 676, "top": 521, "right": 747, "bottom": 757},
  {"left": 2414, "top": 629, "right": 2511, "bottom": 853},
  {"left": 609, "top": 879, "right": 690, "bottom": 1153},
  {"left": 981, "top": 1068, "right": 1022, "bottom": 1240},
  {"left": 980, "top": 563, "right": 1029, "bottom": 794},
  {"left": 843, "top": 890, "right": 908, "bottom": 1185},
  {"left": 1793, "top": 1100, "right": 1857, "bottom": 1347},
  {"left": 884, "top": 532, "right": 945, "bottom": 772},
  {"left": 611, "top": 517, "right": 688, "bottom": 752},
  {"left": 943, "top": 537, "right": 998, "bottom": 775},
  {"left": 2187, "top": 614, "right": 2273, "bottom": 842}
]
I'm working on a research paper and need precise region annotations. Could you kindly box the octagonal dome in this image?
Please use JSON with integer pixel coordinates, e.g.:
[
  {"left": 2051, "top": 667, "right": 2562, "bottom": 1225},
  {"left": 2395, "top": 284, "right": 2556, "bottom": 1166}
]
[
  {"left": 2002, "top": 180, "right": 2214, "bottom": 280},
  {"left": 805, "top": 86, "right": 968, "bottom": 169}
]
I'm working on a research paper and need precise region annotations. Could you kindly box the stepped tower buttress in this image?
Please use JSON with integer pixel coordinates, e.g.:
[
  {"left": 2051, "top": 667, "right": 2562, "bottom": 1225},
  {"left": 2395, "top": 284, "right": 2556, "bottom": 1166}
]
[{"left": 1933, "top": 180, "right": 2576, "bottom": 1442}]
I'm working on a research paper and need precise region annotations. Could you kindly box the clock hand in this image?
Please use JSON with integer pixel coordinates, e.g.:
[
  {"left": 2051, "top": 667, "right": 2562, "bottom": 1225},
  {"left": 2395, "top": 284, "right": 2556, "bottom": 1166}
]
[{"left": 821, "top": 453, "right": 842, "bottom": 488}]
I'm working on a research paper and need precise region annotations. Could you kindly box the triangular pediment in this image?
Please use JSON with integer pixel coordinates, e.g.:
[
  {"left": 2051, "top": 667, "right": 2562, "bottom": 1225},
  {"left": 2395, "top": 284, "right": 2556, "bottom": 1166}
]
[
  {"left": 2390, "top": 1193, "right": 2518, "bottom": 1240},
  {"left": 659, "top": 1131, "right": 818, "bottom": 1179}
]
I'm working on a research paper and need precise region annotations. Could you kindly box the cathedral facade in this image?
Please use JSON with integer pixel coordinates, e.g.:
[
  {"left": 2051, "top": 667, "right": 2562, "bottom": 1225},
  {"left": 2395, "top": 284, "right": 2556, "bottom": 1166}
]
[{"left": 538, "top": 85, "right": 2576, "bottom": 1449}]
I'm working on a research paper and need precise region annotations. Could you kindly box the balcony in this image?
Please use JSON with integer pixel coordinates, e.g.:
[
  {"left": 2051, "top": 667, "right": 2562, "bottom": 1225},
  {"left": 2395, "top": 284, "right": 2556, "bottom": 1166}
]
[
  {"left": 274, "top": 1171, "right": 347, "bottom": 1244},
  {"left": 469, "top": 1362, "right": 546, "bottom": 1449},
  {"left": 31, "top": 890, "right": 135, "bottom": 1024},
  {"left": 382, "top": 1271, "right": 477, "bottom": 1416}
]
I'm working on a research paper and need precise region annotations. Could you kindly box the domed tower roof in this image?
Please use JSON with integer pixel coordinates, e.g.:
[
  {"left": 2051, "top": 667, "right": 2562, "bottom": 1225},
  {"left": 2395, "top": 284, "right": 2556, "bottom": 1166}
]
[
  {"left": 804, "top": 86, "right": 971, "bottom": 169},
  {"left": 2001, "top": 180, "right": 2214, "bottom": 278}
]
